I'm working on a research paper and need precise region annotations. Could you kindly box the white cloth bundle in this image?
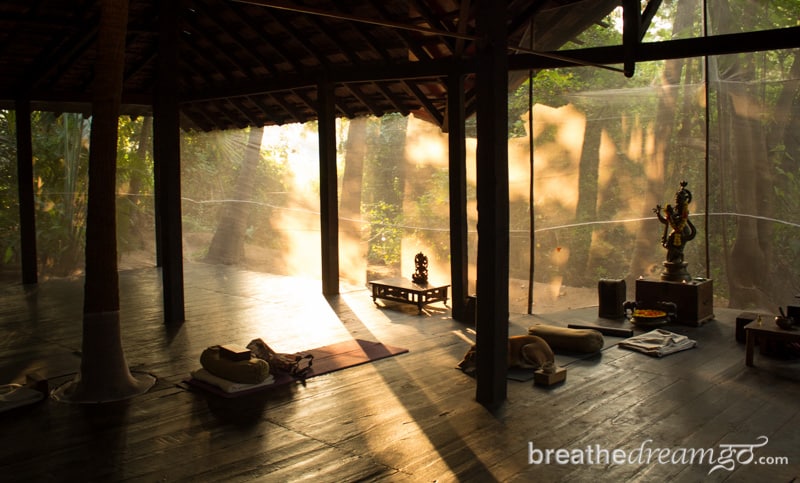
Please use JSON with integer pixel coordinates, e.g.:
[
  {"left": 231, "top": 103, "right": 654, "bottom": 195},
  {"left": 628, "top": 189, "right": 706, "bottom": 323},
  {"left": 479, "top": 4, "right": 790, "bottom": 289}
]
[
  {"left": 619, "top": 329, "right": 696, "bottom": 357},
  {"left": 191, "top": 368, "right": 275, "bottom": 393}
]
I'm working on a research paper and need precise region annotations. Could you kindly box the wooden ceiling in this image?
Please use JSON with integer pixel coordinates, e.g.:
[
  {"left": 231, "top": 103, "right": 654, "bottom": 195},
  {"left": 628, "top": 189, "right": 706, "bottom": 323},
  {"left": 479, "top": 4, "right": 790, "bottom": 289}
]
[{"left": 0, "top": 0, "right": 622, "bottom": 132}]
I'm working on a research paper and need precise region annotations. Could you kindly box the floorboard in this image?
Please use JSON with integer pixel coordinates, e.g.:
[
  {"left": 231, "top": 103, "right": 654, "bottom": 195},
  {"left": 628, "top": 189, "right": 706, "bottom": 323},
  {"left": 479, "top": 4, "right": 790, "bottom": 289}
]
[{"left": 1, "top": 263, "right": 799, "bottom": 482}]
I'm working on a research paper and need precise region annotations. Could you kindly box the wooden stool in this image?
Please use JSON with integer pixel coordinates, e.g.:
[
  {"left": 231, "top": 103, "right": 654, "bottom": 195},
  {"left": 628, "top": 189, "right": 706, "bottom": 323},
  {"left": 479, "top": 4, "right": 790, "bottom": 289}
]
[{"left": 745, "top": 320, "right": 800, "bottom": 367}]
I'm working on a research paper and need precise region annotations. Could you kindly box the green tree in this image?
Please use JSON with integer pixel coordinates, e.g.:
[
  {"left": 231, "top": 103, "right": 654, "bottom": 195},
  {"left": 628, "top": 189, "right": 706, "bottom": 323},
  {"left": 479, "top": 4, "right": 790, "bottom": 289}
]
[
  {"left": 206, "top": 127, "right": 264, "bottom": 265},
  {"left": 0, "top": 110, "right": 19, "bottom": 270},
  {"left": 364, "top": 114, "right": 408, "bottom": 272}
]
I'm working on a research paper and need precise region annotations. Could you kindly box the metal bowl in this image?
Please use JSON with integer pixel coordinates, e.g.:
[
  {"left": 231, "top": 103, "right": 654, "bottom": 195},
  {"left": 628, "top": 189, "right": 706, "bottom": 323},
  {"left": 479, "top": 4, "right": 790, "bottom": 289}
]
[{"left": 631, "top": 309, "right": 669, "bottom": 327}]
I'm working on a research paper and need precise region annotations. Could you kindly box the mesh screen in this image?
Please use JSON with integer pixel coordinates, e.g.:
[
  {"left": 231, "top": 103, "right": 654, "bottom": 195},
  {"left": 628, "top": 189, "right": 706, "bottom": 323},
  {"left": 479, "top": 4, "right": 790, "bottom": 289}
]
[{"left": 1, "top": 1, "right": 797, "bottom": 315}]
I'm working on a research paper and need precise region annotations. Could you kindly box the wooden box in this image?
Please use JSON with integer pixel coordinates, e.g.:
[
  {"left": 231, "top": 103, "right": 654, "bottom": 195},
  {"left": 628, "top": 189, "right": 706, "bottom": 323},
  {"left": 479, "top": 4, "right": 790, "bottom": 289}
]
[
  {"left": 219, "top": 344, "right": 252, "bottom": 361},
  {"left": 635, "top": 278, "right": 714, "bottom": 326},
  {"left": 534, "top": 366, "right": 567, "bottom": 386}
]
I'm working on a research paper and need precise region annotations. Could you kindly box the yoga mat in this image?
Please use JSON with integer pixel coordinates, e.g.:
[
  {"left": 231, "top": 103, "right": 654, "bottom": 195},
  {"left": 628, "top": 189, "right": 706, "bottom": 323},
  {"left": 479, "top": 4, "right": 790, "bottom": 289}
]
[
  {"left": 185, "top": 339, "right": 408, "bottom": 398},
  {"left": 304, "top": 339, "right": 408, "bottom": 377}
]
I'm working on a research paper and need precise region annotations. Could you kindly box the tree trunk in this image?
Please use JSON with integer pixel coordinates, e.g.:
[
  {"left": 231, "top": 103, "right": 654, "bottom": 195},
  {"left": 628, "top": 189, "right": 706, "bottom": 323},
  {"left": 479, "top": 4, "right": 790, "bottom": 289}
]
[
  {"left": 566, "top": 105, "right": 602, "bottom": 285},
  {"left": 339, "top": 117, "right": 367, "bottom": 284},
  {"left": 712, "top": 0, "right": 770, "bottom": 308},
  {"left": 54, "top": 113, "right": 88, "bottom": 276},
  {"left": 53, "top": 0, "right": 154, "bottom": 403},
  {"left": 769, "top": 54, "right": 800, "bottom": 162},
  {"left": 770, "top": 53, "right": 800, "bottom": 171},
  {"left": 126, "top": 115, "right": 152, "bottom": 249},
  {"left": 366, "top": 114, "right": 408, "bottom": 275},
  {"left": 627, "top": 0, "right": 696, "bottom": 282},
  {"left": 720, "top": 81, "right": 769, "bottom": 306},
  {"left": 206, "top": 127, "right": 263, "bottom": 264},
  {"left": 764, "top": 54, "right": 800, "bottom": 302}
]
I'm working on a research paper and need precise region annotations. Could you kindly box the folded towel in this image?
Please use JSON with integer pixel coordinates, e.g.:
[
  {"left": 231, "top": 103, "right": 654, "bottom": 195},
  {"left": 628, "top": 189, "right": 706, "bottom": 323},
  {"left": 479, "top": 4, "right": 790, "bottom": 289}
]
[
  {"left": 0, "top": 384, "right": 45, "bottom": 412},
  {"left": 619, "top": 329, "right": 696, "bottom": 357},
  {"left": 190, "top": 368, "right": 275, "bottom": 393}
]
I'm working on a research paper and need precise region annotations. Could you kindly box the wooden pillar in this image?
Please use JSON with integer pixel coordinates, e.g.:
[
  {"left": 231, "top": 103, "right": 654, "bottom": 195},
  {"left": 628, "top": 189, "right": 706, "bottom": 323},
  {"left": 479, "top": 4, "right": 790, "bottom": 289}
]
[
  {"left": 623, "top": 0, "right": 640, "bottom": 78},
  {"left": 447, "top": 73, "right": 469, "bottom": 322},
  {"left": 318, "top": 79, "right": 340, "bottom": 295},
  {"left": 153, "top": 0, "right": 185, "bottom": 323},
  {"left": 14, "top": 99, "right": 37, "bottom": 285},
  {"left": 474, "top": 0, "right": 509, "bottom": 408},
  {"left": 82, "top": 0, "right": 127, "bottom": 315}
]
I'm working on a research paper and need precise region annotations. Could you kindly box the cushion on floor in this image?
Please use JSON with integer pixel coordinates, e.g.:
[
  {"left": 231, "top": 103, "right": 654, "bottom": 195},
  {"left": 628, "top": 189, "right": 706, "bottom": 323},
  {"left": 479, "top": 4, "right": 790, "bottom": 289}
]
[
  {"left": 528, "top": 324, "right": 604, "bottom": 354},
  {"left": 200, "top": 345, "right": 271, "bottom": 384}
]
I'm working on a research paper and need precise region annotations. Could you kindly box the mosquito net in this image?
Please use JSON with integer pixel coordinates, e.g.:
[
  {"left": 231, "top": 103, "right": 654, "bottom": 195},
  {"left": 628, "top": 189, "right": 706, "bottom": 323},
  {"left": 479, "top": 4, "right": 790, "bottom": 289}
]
[{"left": 2, "top": 0, "right": 797, "bottom": 315}]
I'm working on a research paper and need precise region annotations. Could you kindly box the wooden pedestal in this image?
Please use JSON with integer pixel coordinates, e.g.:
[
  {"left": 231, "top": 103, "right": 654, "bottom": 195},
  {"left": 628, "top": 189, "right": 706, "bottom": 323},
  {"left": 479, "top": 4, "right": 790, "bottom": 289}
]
[
  {"left": 370, "top": 277, "right": 450, "bottom": 314},
  {"left": 534, "top": 366, "right": 567, "bottom": 386},
  {"left": 635, "top": 278, "right": 714, "bottom": 326}
]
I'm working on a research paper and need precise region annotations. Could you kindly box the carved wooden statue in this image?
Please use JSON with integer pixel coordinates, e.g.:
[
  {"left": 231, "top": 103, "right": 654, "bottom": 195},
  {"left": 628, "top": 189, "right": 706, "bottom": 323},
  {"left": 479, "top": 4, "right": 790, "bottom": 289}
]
[
  {"left": 653, "top": 181, "right": 696, "bottom": 281},
  {"left": 654, "top": 181, "right": 696, "bottom": 264},
  {"left": 412, "top": 252, "right": 429, "bottom": 284}
]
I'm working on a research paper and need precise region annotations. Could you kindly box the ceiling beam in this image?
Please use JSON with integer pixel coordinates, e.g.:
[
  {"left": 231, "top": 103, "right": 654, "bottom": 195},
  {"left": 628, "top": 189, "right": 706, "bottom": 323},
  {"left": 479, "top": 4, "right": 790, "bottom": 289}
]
[
  {"left": 8, "top": 26, "right": 799, "bottom": 115},
  {"left": 408, "top": 0, "right": 458, "bottom": 54},
  {"left": 268, "top": 91, "right": 307, "bottom": 121},
  {"left": 403, "top": 79, "right": 443, "bottom": 127},
  {"left": 640, "top": 0, "right": 663, "bottom": 41},
  {"left": 365, "top": 0, "right": 437, "bottom": 62},
  {"left": 344, "top": 83, "right": 384, "bottom": 117},
  {"left": 231, "top": 0, "right": 477, "bottom": 41},
  {"left": 333, "top": 3, "right": 418, "bottom": 117},
  {"left": 509, "top": 26, "right": 800, "bottom": 71},
  {"left": 190, "top": 2, "right": 277, "bottom": 77},
  {"left": 622, "top": 0, "right": 640, "bottom": 77},
  {"left": 186, "top": 25, "right": 800, "bottom": 104}
]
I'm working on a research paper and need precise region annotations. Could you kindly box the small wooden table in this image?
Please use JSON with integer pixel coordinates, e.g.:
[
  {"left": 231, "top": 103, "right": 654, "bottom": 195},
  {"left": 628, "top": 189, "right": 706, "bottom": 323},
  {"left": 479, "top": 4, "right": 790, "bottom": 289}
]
[
  {"left": 370, "top": 277, "right": 449, "bottom": 314},
  {"left": 745, "top": 320, "right": 800, "bottom": 367}
]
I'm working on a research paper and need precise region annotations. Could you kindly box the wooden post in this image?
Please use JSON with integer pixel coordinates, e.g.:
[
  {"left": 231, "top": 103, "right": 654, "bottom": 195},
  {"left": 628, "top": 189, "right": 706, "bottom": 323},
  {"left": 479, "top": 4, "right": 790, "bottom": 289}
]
[
  {"left": 318, "top": 79, "right": 340, "bottom": 295},
  {"left": 474, "top": 0, "right": 509, "bottom": 409},
  {"left": 447, "top": 73, "right": 469, "bottom": 322},
  {"left": 623, "top": 0, "right": 640, "bottom": 78},
  {"left": 153, "top": 0, "right": 185, "bottom": 323},
  {"left": 51, "top": 0, "right": 155, "bottom": 403},
  {"left": 14, "top": 99, "right": 37, "bottom": 285}
]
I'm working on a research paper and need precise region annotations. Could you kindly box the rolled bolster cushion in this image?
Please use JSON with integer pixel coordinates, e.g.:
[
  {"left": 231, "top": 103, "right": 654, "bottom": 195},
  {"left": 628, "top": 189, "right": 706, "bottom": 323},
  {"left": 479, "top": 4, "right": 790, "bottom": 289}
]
[
  {"left": 200, "top": 346, "right": 271, "bottom": 384},
  {"left": 527, "top": 324, "right": 604, "bottom": 354}
]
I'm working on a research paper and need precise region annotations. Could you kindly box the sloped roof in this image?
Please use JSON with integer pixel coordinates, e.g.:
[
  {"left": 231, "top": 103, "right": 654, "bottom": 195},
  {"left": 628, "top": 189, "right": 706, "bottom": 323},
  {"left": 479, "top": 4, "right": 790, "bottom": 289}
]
[{"left": 0, "top": 0, "right": 620, "bottom": 131}]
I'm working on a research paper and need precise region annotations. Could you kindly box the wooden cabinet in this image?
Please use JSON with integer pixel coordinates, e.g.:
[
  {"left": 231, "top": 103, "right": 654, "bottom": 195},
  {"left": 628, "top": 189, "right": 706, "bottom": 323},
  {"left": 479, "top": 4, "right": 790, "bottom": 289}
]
[{"left": 635, "top": 278, "right": 714, "bottom": 326}]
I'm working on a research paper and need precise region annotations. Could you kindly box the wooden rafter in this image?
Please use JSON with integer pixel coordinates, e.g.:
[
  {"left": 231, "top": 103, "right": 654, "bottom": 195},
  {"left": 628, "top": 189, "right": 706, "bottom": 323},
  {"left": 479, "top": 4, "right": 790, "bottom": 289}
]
[{"left": 3, "top": 1, "right": 795, "bottom": 132}]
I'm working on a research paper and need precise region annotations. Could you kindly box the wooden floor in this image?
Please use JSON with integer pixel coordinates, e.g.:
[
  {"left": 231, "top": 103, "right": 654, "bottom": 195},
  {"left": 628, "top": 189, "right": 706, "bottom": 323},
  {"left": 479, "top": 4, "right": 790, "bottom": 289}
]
[{"left": 1, "top": 263, "right": 798, "bottom": 482}]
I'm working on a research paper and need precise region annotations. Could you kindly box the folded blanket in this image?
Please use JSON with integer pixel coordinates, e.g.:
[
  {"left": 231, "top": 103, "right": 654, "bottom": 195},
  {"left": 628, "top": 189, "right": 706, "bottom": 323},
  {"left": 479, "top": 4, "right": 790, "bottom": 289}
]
[
  {"left": 0, "top": 384, "right": 45, "bottom": 413},
  {"left": 619, "top": 329, "right": 696, "bottom": 357},
  {"left": 190, "top": 368, "right": 275, "bottom": 393}
]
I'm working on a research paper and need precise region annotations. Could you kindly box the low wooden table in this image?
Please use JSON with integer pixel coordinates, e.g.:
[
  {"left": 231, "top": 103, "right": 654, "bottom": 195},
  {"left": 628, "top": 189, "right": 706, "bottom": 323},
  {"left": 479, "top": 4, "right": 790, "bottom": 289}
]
[
  {"left": 745, "top": 319, "right": 800, "bottom": 366},
  {"left": 370, "top": 277, "right": 449, "bottom": 314}
]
